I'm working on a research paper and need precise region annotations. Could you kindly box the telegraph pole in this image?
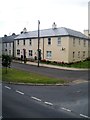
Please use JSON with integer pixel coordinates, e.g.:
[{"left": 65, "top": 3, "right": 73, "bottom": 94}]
[{"left": 38, "top": 20, "right": 40, "bottom": 67}]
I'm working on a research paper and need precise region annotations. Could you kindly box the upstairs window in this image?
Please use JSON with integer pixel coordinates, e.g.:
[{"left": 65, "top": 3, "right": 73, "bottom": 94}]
[
  {"left": 48, "top": 38, "right": 51, "bottom": 45},
  {"left": 79, "top": 39, "right": 81, "bottom": 45},
  {"left": 17, "top": 40, "right": 19, "bottom": 45},
  {"left": 6, "top": 43, "right": 7, "bottom": 47},
  {"left": 57, "top": 37, "right": 61, "bottom": 45},
  {"left": 23, "top": 39, "right": 25, "bottom": 45},
  {"left": 9, "top": 43, "right": 11, "bottom": 47},
  {"left": 73, "top": 38, "right": 75, "bottom": 46},
  {"left": 84, "top": 40, "right": 86, "bottom": 47},
  {"left": 29, "top": 39, "right": 32, "bottom": 45}
]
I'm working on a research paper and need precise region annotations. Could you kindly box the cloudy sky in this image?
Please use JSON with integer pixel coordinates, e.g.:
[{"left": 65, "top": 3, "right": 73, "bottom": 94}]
[{"left": 0, "top": 0, "right": 89, "bottom": 37}]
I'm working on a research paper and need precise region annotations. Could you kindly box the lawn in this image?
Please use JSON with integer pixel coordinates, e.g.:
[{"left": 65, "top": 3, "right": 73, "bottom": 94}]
[
  {"left": 41, "top": 59, "right": 90, "bottom": 68},
  {"left": 2, "top": 68, "right": 68, "bottom": 84}
]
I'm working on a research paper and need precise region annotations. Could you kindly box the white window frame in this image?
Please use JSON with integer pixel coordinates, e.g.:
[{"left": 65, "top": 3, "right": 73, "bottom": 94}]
[
  {"left": 48, "top": 38, "right": 51, "bottom": 45},
  {"left": 29, "top": 39, "right": 32, "bottom": 45},
  {"left": 17, "top": 49, "right": 20, "bottom": 55},
  {"left": 23, "top": 39, "right": 25, "bottom": 45},
  {"left": 73, "top": 51, "right": 75, "bottom": 58},
  {"left": 29, "top": 50, "right": 33, "bottom": 57},
  {"left": 78, "top": 51, "right": 80, "bottom": 58},
  {"left": 17, "top": 40, "right": 19, "bottom": 45},
  {"left": 73, "top": 38, "right": 75, "bottom": 46},
  {"left": 57, "top": 37, "right": 61, "bottom": 45},
  {"left": 83, "top": 51, "right": 85, "bottom": 58},
  {"left": 84, "top": 40, "right": 86, "bottom": 47},
  {"left": 79, "top": 39, "right": 81, "bottom": 45},
  {"left": 46, "top": 51, "right": 52, "bottom": 58}
]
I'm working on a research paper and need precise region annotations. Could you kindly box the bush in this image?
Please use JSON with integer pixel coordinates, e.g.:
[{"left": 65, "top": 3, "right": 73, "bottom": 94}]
[{"left": 2, "top": 54, "right": 12, "bottom": 73}]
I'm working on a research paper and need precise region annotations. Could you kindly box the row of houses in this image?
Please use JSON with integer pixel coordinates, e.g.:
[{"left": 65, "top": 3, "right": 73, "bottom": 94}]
[{"left": 2, "top": 23, "right": 90, "bottom": 63}]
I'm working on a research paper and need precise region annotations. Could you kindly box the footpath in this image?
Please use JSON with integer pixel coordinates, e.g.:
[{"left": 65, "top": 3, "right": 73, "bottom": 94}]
[{"left": 13, "top": 60, "right": 88, "bottom": 71}]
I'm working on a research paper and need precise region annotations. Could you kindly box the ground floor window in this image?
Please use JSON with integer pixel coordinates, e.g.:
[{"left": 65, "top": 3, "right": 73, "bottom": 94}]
[
  {"left": 46, "top": 51, "right": 52, "bottom": 58},
  {"left": 83, "top": 51, "right": 85, "bottom": 58},
  {"left": 29, "top": 50, "right": 33, "bottom": 56},
  {"left": 9, "top": 50, "right": 11, "bottom": 55},
  {"left": 17, "top": 49, "right": 20, "bottom": 55},
  {"left": 73, "top": 52, "right": 75, "bottom": 58},
  {"left": 78, "top": 51, "right": 80, "bottom": 58}
]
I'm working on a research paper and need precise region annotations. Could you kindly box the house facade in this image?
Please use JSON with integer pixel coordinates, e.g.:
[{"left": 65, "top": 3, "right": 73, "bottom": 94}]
[
  {"left": 14, "top": 26, "right": 89, "bottom": 63},
  {"left": 2, "top": 34, "right": 18, "bottom": 57}
]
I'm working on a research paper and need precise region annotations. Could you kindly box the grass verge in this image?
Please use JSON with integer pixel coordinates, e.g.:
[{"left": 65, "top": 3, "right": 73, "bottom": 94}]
[{"left": 2, "top": 68, "right": 68, "bottom": 84}]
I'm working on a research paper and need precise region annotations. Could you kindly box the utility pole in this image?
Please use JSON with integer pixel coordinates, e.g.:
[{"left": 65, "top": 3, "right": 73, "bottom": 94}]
[{"left": 38, "top": 20, "right": 40, "bottom": 67}]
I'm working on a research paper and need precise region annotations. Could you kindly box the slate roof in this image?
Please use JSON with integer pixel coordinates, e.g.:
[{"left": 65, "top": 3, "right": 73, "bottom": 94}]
[
  {"left": 14, "top": 27, "right": 88, "bottom": 40},
  {"left": 2, "top": 34, "right": 18, "bottom": 43}
]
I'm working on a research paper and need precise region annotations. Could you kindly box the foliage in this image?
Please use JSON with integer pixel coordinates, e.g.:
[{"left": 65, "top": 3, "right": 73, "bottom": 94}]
[
  {"left": 2, "top": 68, "right": 67, "bottom": 84},
  {"left": 2, "top": 54, "right": 12, "bottom": 73}
]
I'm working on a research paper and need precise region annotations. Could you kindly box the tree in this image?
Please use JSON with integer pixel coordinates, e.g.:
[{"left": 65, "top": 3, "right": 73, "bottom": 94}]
[{"left": 2, "top": 55, "right": 12, "bottom": 74}]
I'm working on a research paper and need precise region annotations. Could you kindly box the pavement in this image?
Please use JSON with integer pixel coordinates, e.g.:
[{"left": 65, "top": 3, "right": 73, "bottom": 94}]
[{"left": 13, "top": 60, "right": 89, "bottom": 71}]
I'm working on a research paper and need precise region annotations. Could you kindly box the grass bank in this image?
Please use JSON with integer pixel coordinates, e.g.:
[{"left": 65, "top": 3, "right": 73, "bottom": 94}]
[
  {"left": 2, "top": 68, "right": 68, "bottom": 84},
  {"left": 41, "top": 59, "right": 90, "bottom": 68}
]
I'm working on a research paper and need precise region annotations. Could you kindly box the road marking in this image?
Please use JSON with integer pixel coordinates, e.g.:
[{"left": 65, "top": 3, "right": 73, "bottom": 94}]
[
  {"left": 80, "top": 114, "right": 90, "bottom": 118},
  {"left": 16, "top": 90, "right": 24, "bottom": 95},
  {"left": 5, "top": 86, "right": 11, "bottom": 90},
  {"left": 44, "top": 101, "right": 53, "bottom": 106},
  {"left": 31, "top": 96, "right": 42, "bottom": 102},
  {"left": 61, "top": 107, "right": 72, "bottom": 112}
]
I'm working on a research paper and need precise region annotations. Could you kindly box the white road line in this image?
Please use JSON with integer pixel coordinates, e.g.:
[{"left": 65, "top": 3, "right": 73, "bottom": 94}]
[
  {"left": 31, "top": 96, "right": 42, "bottom": 102},
  {"left": 5, "top": 86, "right": 11, "bottom": 90},
  {"left": 61, "top": 107, "right": 72, "bottom": 112},
  {"left": 44, "top": 101, "right": 53, "bottom": 106},
  {"left": 80, "top": 114, "right": 90, "bottom": 118},
  {"left": 16, "top": 90, "right": 24, "bottom": 95}
]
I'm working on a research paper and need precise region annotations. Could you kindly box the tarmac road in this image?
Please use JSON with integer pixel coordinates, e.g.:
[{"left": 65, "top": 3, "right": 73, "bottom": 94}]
[{"left": 12, "top": 62, "right": 88, "bottom": 81}]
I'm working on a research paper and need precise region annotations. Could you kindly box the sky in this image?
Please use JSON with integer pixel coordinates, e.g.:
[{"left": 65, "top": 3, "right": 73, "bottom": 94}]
[{"left": 0, "top": 0, "right": 89, "bottom": 37}]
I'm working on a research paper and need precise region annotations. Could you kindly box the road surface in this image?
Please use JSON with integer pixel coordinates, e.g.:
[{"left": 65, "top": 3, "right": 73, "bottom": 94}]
[
  {"left": 2, "top": 82, "right": 89, "bottom": 118},
  {"left": 12, "top": 62, "right": 88, "bottom": 81}
]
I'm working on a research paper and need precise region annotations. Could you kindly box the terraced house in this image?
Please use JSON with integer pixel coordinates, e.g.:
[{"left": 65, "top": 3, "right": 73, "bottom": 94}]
[
  {"left": 2, "top": 33, "right": 18, "bottom": 57},
  {"left": 14, "top": 23, "right": 89, "bottom": 63}
]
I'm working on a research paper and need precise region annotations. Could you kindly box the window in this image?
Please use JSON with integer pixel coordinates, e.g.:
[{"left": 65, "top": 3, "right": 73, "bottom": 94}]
[
  {"left": 73, "top": 38, "right": 75, "bottom": 46},
  {"left": 9, "top": 43, "right": 11, "bottom": 47},
  {"left": 17, "top": 49, "right": 20, "bottom": 55},
  {"left": 5, "top": 49, "right": 7, "bottom": 52},
  {"left": 23, "top": 39, "right": 25, "bottom": 45},
  {"left": 57, "top": 37, "right": 61, "bottom": 45},
  {"left": 46, "top": 51, "right": 52, "bottom": 58},
  {"left": 6, "top": 43, "right": 7, "bottom": 47},
  {"left": 9, "top": 50, "right": 11, "bottom": 55},
  {"left": 29, "top": 39, "right": 32, "bottom": 45},
  {"left": 29, "top": 50, "right": 33, "bottom": 56},
  {"left": 48, "top": 38, "right": 51, "bottom": 45},
  {"left": 78, "top": 51, "right": 80, "bottom": 58},
  {"left": 73, "top": 52, "right": 75, "bottom": 58},
  {"left": 79, "top": 39, "right": 81, "bottom": 45},
  {"left": 84, "top": 40, "right": 86, "bottom": 47},
  {"left": 17, "top": 40, "right": 19, "bottom": 45},
  {"left": 83, "top": 51, "right": 85, "bottom": 58}
]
